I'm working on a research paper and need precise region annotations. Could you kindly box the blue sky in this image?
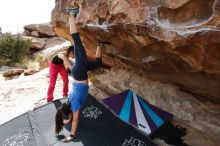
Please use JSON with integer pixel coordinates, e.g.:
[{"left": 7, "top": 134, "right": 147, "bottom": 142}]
[{"left": 0, "top": 0, "right": 54, "bottom": 33}]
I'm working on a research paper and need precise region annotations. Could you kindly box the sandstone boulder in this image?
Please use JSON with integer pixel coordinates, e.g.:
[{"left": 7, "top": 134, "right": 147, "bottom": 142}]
[
  {"left": 51, "top": 0, "right": 220, "bottom": 102},
  {"left": 24, "top": 69, "right": 38, "bottom": 76},
  {"left": 23, "top": 36, "right": 46, "bottom": 49},
  {"left": 3, "top": 69, "right": 24, "bottom": 77},
  {"left": 24, "top": 23, "right": 56, "bottom": 37}
]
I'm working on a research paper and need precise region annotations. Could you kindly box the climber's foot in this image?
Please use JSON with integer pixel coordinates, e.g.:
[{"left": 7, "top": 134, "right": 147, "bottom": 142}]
[{"left": 64, "top": 7, "right": 79, "bottom": 17}]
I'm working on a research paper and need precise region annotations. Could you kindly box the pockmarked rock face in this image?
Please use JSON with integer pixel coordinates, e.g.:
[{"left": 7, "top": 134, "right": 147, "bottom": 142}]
[{"left": 51, "top": 0, "right": 220, "bottom": 102}]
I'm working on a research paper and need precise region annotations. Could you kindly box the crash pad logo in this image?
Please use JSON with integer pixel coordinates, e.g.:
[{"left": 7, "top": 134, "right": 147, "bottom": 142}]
[
  {"left": 1, "top": 130, "right": 29, "bottom": 146},
  {"left": 121, "top": 136, "right": 146, "bottom": 146},
  {"left": 82, "top": 105, "right": 102, "bottom": 119}
]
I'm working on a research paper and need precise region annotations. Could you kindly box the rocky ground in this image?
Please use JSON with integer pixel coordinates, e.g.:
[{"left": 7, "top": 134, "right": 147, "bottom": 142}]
[{"left": 0, "top": 66, "right": 219, "bottom": 146}]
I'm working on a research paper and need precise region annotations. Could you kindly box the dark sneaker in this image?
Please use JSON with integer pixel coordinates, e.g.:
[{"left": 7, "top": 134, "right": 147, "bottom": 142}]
[
  {"left": 65, "top": 7, "right": 79, "bottom": 16},
  {"left": 97, "top": 39, "right": 111, "bottom": 46}
]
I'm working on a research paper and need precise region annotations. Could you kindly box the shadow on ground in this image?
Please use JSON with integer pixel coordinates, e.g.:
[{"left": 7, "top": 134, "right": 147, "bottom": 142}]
[{"left": 151, "top": 122, "right": 189, "bottom": 146}]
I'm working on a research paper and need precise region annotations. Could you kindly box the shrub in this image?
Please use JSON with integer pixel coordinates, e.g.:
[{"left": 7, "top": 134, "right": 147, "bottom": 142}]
[
  {"left": 0, "top": 33, "right": 31, "bottom": 64},
  {"left": 35, "top": 53, "right": 45, "bottom": 62}
]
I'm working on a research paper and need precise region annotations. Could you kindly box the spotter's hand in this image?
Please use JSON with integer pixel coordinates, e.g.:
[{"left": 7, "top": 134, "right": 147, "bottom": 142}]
[
  {"left": 63, "top": 119, "right": 70, "bottom": 125},
  {"left": 58, "top": 53, "right": 65, "bottom": 59}
]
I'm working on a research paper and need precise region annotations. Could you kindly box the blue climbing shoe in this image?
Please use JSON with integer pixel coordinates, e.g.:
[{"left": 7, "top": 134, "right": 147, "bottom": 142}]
[{"left": 65, "top": 7, "right": 79, "bottom": 16}]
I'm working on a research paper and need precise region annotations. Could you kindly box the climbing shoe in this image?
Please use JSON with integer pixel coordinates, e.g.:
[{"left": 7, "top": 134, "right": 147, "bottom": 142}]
[{"left": 65, "top": 7, "right": 79, "bottom": 17}]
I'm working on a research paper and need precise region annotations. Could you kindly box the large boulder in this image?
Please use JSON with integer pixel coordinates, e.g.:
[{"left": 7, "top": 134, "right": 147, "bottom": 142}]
[
  {"left": 23, "top": 36, "right": 46, "bottom": 49},
  {"left": 22, "top": 22, "right": 69, "bottom": 68},
  {"left": 24, "top": 23, "right": 56, "bottom": 37},
  {"left": 34, "top": 37, "right": 70, "bottom": 69},
  {"left": 51, "top": 0, "right": 220, "bottom": 102}
]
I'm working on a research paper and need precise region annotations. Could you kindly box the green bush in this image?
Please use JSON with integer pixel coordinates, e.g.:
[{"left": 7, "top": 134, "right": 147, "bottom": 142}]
[{"left": 0, "top": 33, "right": 31, "bottom": 64}]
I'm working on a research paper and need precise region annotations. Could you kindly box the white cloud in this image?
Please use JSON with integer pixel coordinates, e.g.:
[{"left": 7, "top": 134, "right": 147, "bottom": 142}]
[{"left": 0, "top": 0, "right": 54, "bottom": 33}]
